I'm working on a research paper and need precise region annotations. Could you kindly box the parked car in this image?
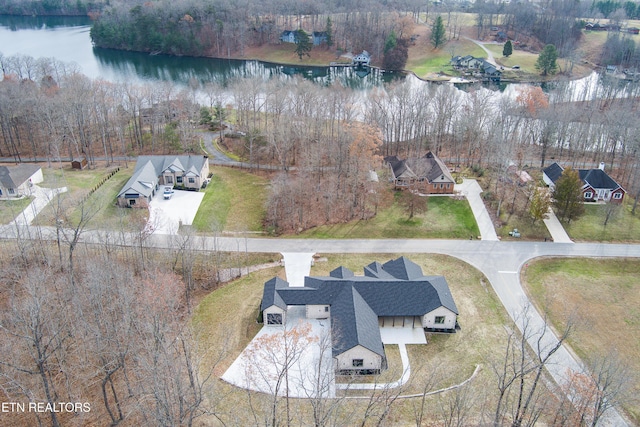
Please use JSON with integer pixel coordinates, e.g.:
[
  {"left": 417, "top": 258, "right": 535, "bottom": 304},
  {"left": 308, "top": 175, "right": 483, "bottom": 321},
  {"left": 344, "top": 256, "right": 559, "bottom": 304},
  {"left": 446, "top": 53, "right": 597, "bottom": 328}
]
[{"left": 163, "top": 186, "right": 174, "bottom": 199}]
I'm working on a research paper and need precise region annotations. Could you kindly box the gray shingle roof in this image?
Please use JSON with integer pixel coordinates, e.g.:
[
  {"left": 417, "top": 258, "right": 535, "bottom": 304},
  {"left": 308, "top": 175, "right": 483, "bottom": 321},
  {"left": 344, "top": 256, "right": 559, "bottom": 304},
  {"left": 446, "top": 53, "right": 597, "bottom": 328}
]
[
  {"left": 262, "top": 257, "right": 457, "bottom": 359},
  {"left": 543, "top": 162, "right": 564, "bottom": 183},
  {"left": 544, "top": 162, "right": 624, "bottom": 192},
  {"left": 0, "top": 164, "right": 41, "bottom": 189},
  {"left": 579, "top": 168, "right": 622, "bottom": 191},
  {"left": 117, "top": 155, "right": 207, "bottom": 198},
  {"left": 384, "top": 152, "right": 454, "bottom": 184}
]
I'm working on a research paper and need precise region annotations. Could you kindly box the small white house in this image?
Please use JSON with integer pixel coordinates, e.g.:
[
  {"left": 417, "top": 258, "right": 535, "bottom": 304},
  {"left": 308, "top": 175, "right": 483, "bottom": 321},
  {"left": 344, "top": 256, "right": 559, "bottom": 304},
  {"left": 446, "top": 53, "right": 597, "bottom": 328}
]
[{"left": 0, "top": 164, "right": 43, "bottom": 198}]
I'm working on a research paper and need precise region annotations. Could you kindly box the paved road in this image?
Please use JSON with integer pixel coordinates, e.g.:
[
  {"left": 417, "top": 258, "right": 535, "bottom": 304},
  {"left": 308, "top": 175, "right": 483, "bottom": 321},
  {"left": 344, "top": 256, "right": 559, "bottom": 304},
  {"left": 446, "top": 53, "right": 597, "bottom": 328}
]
[{"left": 1, "top": 226, "right": 636, "bottom": 425}]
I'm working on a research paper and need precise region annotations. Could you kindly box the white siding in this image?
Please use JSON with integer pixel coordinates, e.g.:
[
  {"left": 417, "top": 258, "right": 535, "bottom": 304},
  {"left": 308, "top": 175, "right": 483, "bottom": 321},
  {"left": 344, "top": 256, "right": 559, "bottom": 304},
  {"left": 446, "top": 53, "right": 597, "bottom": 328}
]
[
  {"left": 422, "top": 306, "right": 456, "bottom": 330},
  {"left": 335, "top": 345, "right": 382, "bottom": 372},
  {"left": 306, "top": 305, "right": 329, "bottom": 319},
  {"left": 543, "top": 173, "right": 555, "bottom": 189},
  {"left": 263, "top": 306, "right": 286, "bottom": 326}
]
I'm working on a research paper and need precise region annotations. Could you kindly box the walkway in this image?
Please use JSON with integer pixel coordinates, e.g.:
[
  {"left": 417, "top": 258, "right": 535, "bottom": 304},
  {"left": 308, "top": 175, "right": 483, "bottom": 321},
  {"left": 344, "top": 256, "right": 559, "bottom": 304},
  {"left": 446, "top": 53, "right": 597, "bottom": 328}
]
[
  {"left": 543, "top": 208, "right": 573, "bottom": 243},
  {"left": 455, "top": 179, "right": 499, "bottom": 241},
  {"left": 9, "top": 185, "right": 67, "bottom": 226}
]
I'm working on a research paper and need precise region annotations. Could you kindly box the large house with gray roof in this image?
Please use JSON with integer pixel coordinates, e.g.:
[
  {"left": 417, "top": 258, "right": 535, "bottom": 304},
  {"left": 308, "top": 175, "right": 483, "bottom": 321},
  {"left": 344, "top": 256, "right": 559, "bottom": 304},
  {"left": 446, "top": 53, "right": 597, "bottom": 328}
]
[
  {"left": 543, "top": 162, "right": 626, "bottom": 203},
  {"left": 261, "top": 257, "right": 459, "bottom": 374},
  {"left": 117, "top": 155, "right": 209, "bottom": 208},
  {"left": 385, "top": 152, "right": 455, "bottom": 193}
]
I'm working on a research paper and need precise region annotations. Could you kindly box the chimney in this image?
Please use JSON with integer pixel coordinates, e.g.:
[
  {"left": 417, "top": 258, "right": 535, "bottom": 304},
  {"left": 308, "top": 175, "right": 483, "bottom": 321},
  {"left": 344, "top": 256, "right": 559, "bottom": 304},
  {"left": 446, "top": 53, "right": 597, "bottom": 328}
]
[{"left": 598, "top": 162, "right": 605, "bottom": 171}]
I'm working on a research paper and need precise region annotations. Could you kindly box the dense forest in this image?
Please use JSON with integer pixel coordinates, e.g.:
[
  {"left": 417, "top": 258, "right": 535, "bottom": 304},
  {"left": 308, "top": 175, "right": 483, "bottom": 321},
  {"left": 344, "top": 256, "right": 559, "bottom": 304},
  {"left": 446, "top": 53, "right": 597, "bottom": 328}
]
[
  {"left": 86, "top": 0, "right": 594, "bottom": 63},
  {"left": 0, "top": 0, "right": 106, "bottom": 15}
]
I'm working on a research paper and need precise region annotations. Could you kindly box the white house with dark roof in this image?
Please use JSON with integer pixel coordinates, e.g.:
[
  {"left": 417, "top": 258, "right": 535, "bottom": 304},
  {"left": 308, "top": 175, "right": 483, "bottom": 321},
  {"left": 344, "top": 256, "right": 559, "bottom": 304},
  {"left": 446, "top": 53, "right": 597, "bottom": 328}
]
[
  {"left": 543, "top": 162, "right": 626, "bottom": 203},
  {"left": 117, "top": 155, "right": 209, "bottom": 208},
  {"left": 261, "top": 257, "right": 459, "bottom": 374},
  {"left": 0, "top": 164, "right": 43, "bottom": 199}
]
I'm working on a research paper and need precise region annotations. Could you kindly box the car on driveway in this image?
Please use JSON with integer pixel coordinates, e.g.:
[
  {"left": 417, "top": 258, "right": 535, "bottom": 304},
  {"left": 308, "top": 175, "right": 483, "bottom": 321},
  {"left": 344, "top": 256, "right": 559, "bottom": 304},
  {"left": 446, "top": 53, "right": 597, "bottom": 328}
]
[{"left": 163, "top": 186, "right": 174, "bottom": 199}]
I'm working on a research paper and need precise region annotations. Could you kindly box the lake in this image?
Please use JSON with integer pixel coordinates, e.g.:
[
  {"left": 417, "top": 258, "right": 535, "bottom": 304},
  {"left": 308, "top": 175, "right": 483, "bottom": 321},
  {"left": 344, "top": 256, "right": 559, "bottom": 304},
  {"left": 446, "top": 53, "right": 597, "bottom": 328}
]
[{"left": 0, "top": 14, "right": 401, "bottom": 89}]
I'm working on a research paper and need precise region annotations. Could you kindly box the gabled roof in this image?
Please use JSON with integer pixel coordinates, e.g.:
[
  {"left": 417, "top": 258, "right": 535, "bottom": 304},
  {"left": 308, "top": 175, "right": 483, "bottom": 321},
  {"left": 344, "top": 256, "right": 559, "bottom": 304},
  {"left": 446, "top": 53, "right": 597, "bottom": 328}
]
[
  {"left": 262, "top": 257, "right": 458, "bottom": 359},
  {"left": 0, "top": 164, "right": 41, "bottom": 189},
  {"left": 544, "top": 162, "right": 625, "bottom": 192},
  {"left": 384, "top": 152, "right": 454, "bottom": 184},
  {"left": 579, "top": 169, "right": 623, "bottom": 191},
  {"left": 117, "top": 160, "right": 158, "bottom": 198},
  {"left": 543, "top": 162, "right": 564, "bottom": 183},
  {"left": 117, "top": 155, "right": 208, "bottom": 198}
]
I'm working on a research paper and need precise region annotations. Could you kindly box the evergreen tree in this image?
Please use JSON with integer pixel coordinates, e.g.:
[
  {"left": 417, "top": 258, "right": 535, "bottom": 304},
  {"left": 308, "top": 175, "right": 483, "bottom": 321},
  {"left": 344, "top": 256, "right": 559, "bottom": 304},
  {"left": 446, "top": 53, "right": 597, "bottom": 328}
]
[
  {"left": 535, "top": 44, "right": 559, "bottom": 76},
  {"left": 430, "top": 16, "right": 446, "bottom": 49},
  {"left": 325, "top": 17, "right": 333, "bottom": 48},
  {"left": 384, "top": 30, "right": 397, "bottom": 54},
  {"left": 553, "top": 167, "right": 585, "bottom": 222},
  {"left": 294, "top": 29, "right": 312, "bottom": 60},
  {"left": 503, "top": 40, "right": 513, "bottom": 57}
]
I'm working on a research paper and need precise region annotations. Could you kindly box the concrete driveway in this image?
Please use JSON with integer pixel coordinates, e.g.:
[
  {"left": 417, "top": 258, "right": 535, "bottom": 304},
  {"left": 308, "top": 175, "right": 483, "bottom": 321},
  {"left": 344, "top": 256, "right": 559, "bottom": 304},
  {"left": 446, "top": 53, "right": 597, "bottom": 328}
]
[{"left": 148, "top": 189, "right": 205, "bottom": 234}]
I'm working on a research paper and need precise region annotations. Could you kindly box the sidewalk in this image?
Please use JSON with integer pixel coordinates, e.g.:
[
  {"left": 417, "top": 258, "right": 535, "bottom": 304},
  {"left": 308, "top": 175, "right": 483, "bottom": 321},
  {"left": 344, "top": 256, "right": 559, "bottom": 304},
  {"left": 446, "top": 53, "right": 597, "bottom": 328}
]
[
  {"left": 9, "top": 185, "right": 67, "bottom": 226},
  {"left": 455, "top": 179, "right": 499, "bottom": 241},
  {"left": 542, "top": 209, "right": 573, "bottom": 243}
]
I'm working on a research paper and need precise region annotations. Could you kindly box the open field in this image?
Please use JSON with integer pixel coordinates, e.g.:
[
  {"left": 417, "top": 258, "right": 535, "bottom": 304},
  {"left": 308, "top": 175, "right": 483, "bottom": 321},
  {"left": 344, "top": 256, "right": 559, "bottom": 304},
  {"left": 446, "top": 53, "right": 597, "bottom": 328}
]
[
  {"left": 240, "top": 43, "right": 350, "bottom": 66},
  {"left": 192, "top": 166, "right": 268, "bottom": 233},
  {"left": 298, "top": 195, "right": 479, "bottom": 239},
  {"left": 192, "top": 253, "right": 524, "bottom": 425},
  {"left": 564, "top": 199, "right": 640, "bottom": 242},
  {"left": 522, "top": 257, "right": 640, "bottom": 423},
  {"left": 406, "top": 37, "right": 485, "bottom": 79},
  {"left": 0, "top": 196, "right": 33, "bottom": 224}
]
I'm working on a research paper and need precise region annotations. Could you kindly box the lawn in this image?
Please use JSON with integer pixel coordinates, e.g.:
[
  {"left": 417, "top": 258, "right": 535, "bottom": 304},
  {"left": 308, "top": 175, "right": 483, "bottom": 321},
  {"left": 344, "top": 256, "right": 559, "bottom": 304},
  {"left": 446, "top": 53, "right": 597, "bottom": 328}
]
[
  {"left": 522, "top": 258, "right": 640, "bottom": 424},
  {"left": 563, "top": 199, "right": 640, "bottom": 242},
  {"left": 497, "top": 211, "right": 552, "bottom": 241},
  {"left": 192, "top": 253, "right": 516, "bottom": 425},
  {"left": 406, "top": 37, "right": 486, "bottom": 79},
  {"left": 34, "top": 165, "right": 149, "bottom": 231},
  {"left": 483, "top": 43, "right": 539, "bottom": 72},
  {"left": 191, "top": 166, "right": 268, "bottom": 233},
  {"left": 240, "top": 43, "right": 348, "bottom": 66},
  {"left": 298, "top": 196, "right": 479, "bottom": 239},
  {"left": 0, "top": 196, "right": 33, "bottom": 224}
]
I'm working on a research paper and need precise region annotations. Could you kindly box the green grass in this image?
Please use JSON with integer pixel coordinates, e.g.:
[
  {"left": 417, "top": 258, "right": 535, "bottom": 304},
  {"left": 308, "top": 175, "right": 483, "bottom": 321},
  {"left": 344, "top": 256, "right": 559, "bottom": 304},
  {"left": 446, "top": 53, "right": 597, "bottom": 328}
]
[
  {"left": 523, "top": 258, "right": 640, "bottom": 423},
  {"left": 34, "top": 166, "right": 149, "bottom": 231},
  {"left": 483, "top": 44, "right": 539, "bottom": 72},
  {"left": 497, "top": 212, "right": 552, "bottom": 241},
  {"left": 406, "top": 38, "right": 486, "bottom": 78},
  {"left": 0, "top": 196, "right": 34, "bottom": 224},
  {"left": 298, "top": 196, "right": 479, "bottom": 239},
  {"left": 192, "top": 253, "right": 513, "bottom": 424},
  {"left": 563, "top": 200, "right": 640, "bottom": 242},
  {"left": 192, "top": 166, "right": 268, "bottom": 233}
]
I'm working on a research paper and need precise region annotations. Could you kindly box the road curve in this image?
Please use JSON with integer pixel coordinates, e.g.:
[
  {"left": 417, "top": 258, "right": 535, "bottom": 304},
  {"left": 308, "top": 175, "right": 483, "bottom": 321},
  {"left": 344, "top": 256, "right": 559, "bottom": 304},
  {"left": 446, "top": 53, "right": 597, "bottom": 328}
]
[{"left": 1, "top": 225, "right": 635, "bottom": 426}]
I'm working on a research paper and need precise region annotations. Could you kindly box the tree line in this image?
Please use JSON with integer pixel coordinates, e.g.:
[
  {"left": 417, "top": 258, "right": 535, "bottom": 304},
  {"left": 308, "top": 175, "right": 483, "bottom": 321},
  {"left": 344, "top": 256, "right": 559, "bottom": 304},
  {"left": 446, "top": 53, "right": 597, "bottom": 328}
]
[{"left": 89, "top": 0, "right": 423, "bottom": 61}]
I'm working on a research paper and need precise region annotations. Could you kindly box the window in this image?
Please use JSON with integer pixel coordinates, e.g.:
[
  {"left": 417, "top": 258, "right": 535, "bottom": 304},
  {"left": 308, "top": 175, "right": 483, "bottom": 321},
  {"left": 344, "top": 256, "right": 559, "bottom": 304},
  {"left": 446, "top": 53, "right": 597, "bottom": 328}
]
[
  {"left": 352, "top": 359, "right": 364, "bottom": 367},
  {"left": 435, "top": 316, "right": 445, "bottom": 324},
  {"left": 440, "top": 183, "right": 444, "bottom": 189},
  {"left": 129, "top": 199, "right": 136, "bottom": 206},
  {"left": 584, "top": 192, "right": 593, "bottom": 199},
  {"left": 166, "top": 176, "right": 173, "bottom": 184},
  {"left": 188, "top": 177, "right": 195, "bottom": 184},
  {"left": 324, "top": 306, "right": 329, "bottom": 312},
  {"left": 177, "top": 176, "right": 183, "bottom": 183},
  {"left": 8, "top": 188, "right": 15, "bottom": 195},
  {"left": 613, "top": 193, "right": 622, "bottom": 199},
  {"left": 266, "top": 313, "right": 282, "bottom": 325}
]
